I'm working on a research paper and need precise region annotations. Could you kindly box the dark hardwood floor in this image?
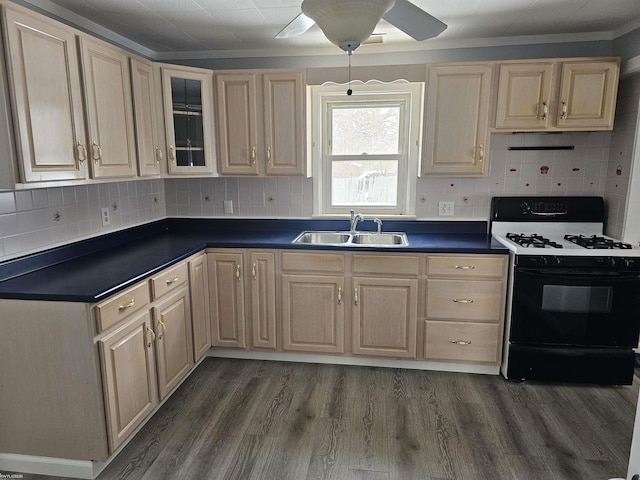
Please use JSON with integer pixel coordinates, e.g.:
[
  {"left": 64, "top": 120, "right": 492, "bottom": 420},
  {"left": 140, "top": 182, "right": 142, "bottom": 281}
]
[{"left": 15, "top": 358, "right": 640, "bottom": 480}]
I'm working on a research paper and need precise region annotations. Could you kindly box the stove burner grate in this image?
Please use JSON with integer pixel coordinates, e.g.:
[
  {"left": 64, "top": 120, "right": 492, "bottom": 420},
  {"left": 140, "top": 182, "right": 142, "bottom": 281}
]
[
  {"left": 506, "top": 233, "right": 563, "bottom": 248},
  {"left": 564, "top": 234, "right": 632, "bottom": 249}
]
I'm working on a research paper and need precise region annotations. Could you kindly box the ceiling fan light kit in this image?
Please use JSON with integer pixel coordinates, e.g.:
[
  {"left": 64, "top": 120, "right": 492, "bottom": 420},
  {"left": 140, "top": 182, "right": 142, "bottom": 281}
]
[{"left": 301, "top": 0, "right": 395, "bottom": 53}]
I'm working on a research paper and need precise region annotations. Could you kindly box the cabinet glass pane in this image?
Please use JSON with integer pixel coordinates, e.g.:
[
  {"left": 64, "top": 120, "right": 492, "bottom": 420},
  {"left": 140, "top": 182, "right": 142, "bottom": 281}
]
[
  {"left": 170, "top": 77, "right": 205, "bottom": 168},
  {"left": 173, "top": 113, "right": 204, "bottom": 148},
  {"left": 176, "top": 149, "right": 205, "bottom": 167}
]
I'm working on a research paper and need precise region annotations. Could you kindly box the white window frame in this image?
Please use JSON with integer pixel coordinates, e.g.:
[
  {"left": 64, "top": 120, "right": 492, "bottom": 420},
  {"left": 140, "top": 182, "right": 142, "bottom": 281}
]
[{"left": 309, "top": 81, "right": 423, "bottom": 217}]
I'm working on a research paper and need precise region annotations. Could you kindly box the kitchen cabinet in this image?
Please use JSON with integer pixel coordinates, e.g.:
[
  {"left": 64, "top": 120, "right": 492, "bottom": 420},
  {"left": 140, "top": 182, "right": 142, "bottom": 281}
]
[
  {"left": 188, "top": 252, "right": 211, "bottom": 362},
  {"left": 424, "top": 254, "right": 508, "bottom": 365},
  {"left": 79, "top": 36, "right": 137, "bottom": 179},
  {"left": 215, "top": 70, "right": 305, "bottom": 176},
  {"left": 249, "top": 250, "right": 277, "bottom": 349},
  {"left": 131, "top": 57, "right": 162, "bottom": 176},
  {"left": 2, "top": 6, "right": 88, "bottom": 182},
  {"left": 422, "top": 63, "right": 492, "bottom": 176},
  {"left": 494, "top": 58, "right": 620, "bottom": 131},
  {"left": 351, "top": 254, "right": 419, "bottom": 359},
  {"left": 161, "top": 65, "right": 216, "bottom": 175},
  {"left": 208, "top": 250, "right": 246, "bottom": 348},
  {"left": 98, "top": 309, "right": 158, "bottom": 451},
  {"left": 280, "top": 252, "right": 345, "bottom": 354}
]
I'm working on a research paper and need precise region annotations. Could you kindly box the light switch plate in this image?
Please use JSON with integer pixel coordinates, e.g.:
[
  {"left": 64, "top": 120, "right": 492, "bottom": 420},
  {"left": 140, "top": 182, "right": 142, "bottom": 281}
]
[{"left": 438, "top": 201, "right": 455, "bottom": 216}]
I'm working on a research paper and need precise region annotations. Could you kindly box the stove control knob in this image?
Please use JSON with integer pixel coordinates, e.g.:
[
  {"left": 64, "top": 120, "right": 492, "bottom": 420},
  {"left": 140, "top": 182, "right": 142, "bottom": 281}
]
[
  {"left": 520, "top": 202, "right": 530, "bottom": 214},
  {"left": 553, "top": 257, "right": 563, "bottom": 265},
  {"left": 608, "top": 257, "right": 619, "bottom": 267}
]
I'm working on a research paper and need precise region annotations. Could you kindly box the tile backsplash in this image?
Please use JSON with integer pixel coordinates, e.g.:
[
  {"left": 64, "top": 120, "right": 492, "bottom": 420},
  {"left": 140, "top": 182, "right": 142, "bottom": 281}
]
[{"left": 0, "top": 129, "right": 630, "bottom": 261}]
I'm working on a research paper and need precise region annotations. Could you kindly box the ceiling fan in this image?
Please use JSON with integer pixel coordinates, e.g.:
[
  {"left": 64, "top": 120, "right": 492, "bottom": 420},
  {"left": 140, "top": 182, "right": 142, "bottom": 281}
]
[{"left": 276, "top": 0, "right": 447, "bottom": 54}]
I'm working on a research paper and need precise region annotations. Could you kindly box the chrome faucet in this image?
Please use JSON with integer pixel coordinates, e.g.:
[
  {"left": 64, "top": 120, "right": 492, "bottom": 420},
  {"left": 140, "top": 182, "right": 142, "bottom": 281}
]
[
  {"left": 350, "top": 209, "right": 363, "bottom": 233},
  {"left": 373, "top": 218, "right": 382, "bottom": 234}
]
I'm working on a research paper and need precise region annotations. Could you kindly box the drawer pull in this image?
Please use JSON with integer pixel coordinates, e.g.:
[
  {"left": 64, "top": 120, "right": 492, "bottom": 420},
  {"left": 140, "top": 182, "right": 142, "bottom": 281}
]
[
  {"left": 454, "top": 265, "right": 475, "bottom": 270},
  {"left": 118, "top": 299, "right": 135, "bottom": 311},
  {"left": 166, "top": 276, "right": 179, "bottom": 285},
  {"left": 453, "top": 298, "right": 474, "bottom": 304},
  {"left": 451, "top": 340, "right": 472, "bottom": 345}
]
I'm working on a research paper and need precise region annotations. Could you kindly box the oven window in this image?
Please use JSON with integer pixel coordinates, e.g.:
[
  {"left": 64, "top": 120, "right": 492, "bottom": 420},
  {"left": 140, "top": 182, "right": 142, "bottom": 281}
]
[{"left": 541, "top": 285, "right": 613, "bottom": 313}]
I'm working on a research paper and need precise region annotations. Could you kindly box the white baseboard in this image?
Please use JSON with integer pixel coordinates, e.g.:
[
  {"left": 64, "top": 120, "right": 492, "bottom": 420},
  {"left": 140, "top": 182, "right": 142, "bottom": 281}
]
[
  {"left": 207, "top": 349, "right": 501, "bottom": 376},
  {"left": 0, "top": 453, "right": 105, "bottom": 479}
]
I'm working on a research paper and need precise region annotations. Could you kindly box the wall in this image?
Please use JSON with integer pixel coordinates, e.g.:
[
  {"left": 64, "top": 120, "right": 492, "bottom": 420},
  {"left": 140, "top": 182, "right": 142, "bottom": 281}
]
[
  {"left": 0, "top": 179, "right": 165, "bottom": 260},
  {"left": 164, "top": 131, "right": 610, "bottom": 221}
]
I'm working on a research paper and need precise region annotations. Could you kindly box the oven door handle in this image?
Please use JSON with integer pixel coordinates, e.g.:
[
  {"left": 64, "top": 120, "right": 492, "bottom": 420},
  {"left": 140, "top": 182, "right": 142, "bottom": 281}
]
[{"left": 517, "top": 267, "right": 640, "bottom": 279}]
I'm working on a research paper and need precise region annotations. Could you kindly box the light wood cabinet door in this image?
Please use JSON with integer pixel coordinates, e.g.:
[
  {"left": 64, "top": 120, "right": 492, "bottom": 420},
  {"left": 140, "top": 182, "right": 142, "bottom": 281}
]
[
  {"left": 188, "top": 254, "right": 211, "bottom": 362},
  {"left": 495, "top": 63, "right": 555, "bottom": 130},
  {"left": 215, "top": 73, "right": 259, "bottom": 175},
  {"left": 152, "top": 287, "right": 194, "bottom": 399},
  {"left": 263, "top": 71, "right": 305, "bottom": 176},
  {"left": 131, "top": 58, "right": 161, "bottom": 176},
  {"left": 352, "top": 277, "right": 418, "bottom": 359},
  {"left": 422, "top": 64, "right": 492, "bottom": 176},
  {"left": 556, "top": 60, "right": 619, "bottom": 130},
  {"left": 208, "top": 252, "right": 246, "bottom": 348},
  {"left": 249, "top": 251, "right": 277, "bottom": 349},
  {"left": 98, "top": 310, "right": 158, "bottom": 452},
  {"left": 79, "top": 37, "right": 137, "bottom": 179},
  {"left": 281, "top": 274, "right": 344, "bottom": 354},
  {"left": 161, "top": 66, "right": 215, "bottom": 175},
  {"left": 3, "top": 8, "right": 88, "bottom": 182}
]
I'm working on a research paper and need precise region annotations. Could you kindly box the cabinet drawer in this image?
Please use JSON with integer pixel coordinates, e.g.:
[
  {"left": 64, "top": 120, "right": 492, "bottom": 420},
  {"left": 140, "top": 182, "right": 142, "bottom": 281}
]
[
  {"left": 427, "top": 255, "right": 507, "bottom": 279},
  {"left": 352, "top": 254, "right": 420, "bottom": 276},
  {"left": 424, "top": 321, "right": 501, "bottom": 364},
  {"left": 95, "top": 281, "right": 150, "bottom": 333},
  {"left": 426, "top": 279, "right": 504, "bottom": 322},
  {"left": 281, "top": 252, "right": 344, "bottom": 274},
  {"left": 150, "top": 262, "right": 188, "bottom": 300}
]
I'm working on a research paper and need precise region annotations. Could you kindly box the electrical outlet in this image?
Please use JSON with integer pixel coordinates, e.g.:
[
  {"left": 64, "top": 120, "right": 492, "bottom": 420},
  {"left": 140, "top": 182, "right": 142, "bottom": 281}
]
[
  {"left": 223, "top": 200, "right": 233, "bottom": 215},
  {"left": 101, "top": 207, "right": 111, "bottom": 226},
  {"left": 438, "top": 201, "right": 455, "bottom": 216}
]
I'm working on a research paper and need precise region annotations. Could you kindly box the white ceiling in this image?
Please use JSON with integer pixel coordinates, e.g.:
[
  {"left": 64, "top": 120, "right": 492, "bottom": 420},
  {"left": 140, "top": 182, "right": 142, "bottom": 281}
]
[{"left": 20, "top": 0, "right": 640, "bottom": 59}]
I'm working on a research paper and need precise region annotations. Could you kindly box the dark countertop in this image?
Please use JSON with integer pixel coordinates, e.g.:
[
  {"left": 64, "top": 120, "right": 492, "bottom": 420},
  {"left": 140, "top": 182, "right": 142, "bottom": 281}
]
[{"left": 0, "top": 218, "right": 508, "bottom": 303}]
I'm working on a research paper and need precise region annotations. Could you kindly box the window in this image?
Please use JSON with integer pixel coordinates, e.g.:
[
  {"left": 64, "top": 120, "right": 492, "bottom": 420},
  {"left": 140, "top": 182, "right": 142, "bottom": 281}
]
[{"left": 310, "top": 82, "right": 423, "bottom": 216}]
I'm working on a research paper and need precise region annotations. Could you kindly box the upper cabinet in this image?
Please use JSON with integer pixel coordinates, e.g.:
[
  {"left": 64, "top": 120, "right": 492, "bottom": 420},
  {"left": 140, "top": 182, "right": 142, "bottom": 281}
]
[
  {"left": 79, "top": 37, "right": 137, "bottom": 179},
  {"left": 422, "top": 63, "right": 493, "bottom": 176},
  {"left": 161, "top": 66, "right": 216, "bottom": 176},
  {"left": 2, "top": 7, "right": 88, "bottom": 182},
  {"left": 494, "top": 58, "right": 620, "bottom": 132},
  {"left": 130, "top": 58, "right": 162, "bottom": 177},
  {"left": 215, "top": 70, "right": 306, "bottom": 176}
]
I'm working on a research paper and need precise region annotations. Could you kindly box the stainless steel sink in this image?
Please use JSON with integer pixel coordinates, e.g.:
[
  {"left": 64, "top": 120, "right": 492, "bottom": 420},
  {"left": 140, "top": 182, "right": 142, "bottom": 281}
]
[
  {"left": 292, "top": 231, "right": 409, "bottom": 247},
  {"left": 292, "top": 231, "right": 352, "bottom": 245},
  {"left": 351, "top": 232, "right": 409, "bottom": 246}
]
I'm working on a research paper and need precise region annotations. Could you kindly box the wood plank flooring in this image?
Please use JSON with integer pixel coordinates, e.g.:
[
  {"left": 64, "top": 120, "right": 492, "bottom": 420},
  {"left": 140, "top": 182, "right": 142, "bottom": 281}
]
[{"left": 14, "top": 358, "right": 640, "bottom": 480}]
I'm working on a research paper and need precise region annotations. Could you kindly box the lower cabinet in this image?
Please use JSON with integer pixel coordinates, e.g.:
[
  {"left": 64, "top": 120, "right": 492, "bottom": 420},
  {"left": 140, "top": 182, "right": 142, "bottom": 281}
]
[
  {"left": 208, "top": 250, "right": 246, "bottom": 348},
  {"left": 188, "top": 253, "right": 211, "bottom": 361},
  {"left": 98, "top": 310, "right": 158, "bottom": 452},
  {"left": 248, "top": 250, "right": 277, "bottom": 349}
]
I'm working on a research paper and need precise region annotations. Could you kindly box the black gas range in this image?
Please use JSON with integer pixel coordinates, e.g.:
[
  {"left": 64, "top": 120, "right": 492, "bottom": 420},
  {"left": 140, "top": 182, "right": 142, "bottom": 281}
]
[{"left": 491, "top": 196, "right": 640, "bottom": 385}]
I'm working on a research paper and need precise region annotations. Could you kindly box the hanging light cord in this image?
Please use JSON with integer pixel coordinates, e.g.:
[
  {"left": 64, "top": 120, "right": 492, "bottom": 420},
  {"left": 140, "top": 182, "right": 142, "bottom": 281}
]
[{"left": 347, "top": 50, "right": 353, "bottom": 96}]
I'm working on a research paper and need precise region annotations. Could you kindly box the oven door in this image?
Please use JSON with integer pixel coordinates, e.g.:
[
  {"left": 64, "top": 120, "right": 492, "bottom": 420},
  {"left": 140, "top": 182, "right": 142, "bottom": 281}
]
[{"left": 511, "top": 266, "right": 640, "bottom": 348}]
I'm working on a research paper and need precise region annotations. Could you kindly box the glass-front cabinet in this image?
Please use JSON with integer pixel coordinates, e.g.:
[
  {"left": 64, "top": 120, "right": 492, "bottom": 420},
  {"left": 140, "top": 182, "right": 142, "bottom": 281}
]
[{"left": 161, "top": 66, "right": 215, "bottom": 175}]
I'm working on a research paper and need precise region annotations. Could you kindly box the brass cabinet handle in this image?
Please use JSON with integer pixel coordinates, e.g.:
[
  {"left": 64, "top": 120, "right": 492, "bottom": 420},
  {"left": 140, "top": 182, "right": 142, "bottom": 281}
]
[
  {"left": 165, "top": 276, "right": 179, "bottom": 285},
  {"left": 168, "top": 145, "right": 176, "bottom": 164},
  {"left": 451, "top": 340, "right": 472, "bottom": 345},
  {"left": 91, "top": 141, "right": 102, "bottom": 163},
  {"left": 354, "top": 287, "right": 359, "bottom": 306},
  {"left": 157, "top": 319, "right": 166, "bottom": 340},
  {"left": 538, "top": 102, "right": 548, "bottom": 120},
  {"left": 146, "top": 326, "right": 156, "bottom": 348},
  {"left": 560, "top": 101, "right": 568, "bottom": 120},
  {"left": 76, "top": 141, "right": 87, "bottom": 164},
  {"left": 453, "top": 298, "right": 474, "bottom": 304},
  {"left": 236, "top": 264, "right": 241, "bottom": 281},
  {"left": 476, "top": 144, "right": 484, "bottom": 164},
  {"left": 154, "top": 145, "right": 163, "bottom": 165},
  {"left": 251, "top": 146, "right": 256, "bottom": 165},
  {"left": 251, "top": 264, "right": 257, "bottom": 280},
  {"left": 266, "top": 146, "right": 271, "bottom": 165},
  {"left": 454, "top": 265, "right": 475, "bottom": 270},
  {"left": 337, "top": 287, "right": 342, "bottom": 305},
  {"left": 118, "top": 298, "right": 135, "bottom": 311}
]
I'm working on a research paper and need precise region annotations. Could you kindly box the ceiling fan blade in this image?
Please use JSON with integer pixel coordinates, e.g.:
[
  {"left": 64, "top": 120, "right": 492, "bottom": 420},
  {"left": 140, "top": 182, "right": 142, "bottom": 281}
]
[
  {"left": 276, "top": 13, "right": 315, "bottom": 39},
  {"left": 383, "top": 0, "right": 447, "bottom": 41}
]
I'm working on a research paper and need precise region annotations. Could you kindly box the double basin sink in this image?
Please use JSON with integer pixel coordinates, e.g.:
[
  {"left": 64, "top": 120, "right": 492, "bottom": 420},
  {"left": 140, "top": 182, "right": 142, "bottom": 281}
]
[{"left": 292, "top": 231, "right": 409, "bottom": 247}]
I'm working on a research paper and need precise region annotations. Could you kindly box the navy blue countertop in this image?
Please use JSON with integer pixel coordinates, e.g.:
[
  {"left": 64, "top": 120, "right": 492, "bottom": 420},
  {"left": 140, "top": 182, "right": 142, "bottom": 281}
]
[{"left": 0, "top": 218, "right": 507, "bottom": 303}]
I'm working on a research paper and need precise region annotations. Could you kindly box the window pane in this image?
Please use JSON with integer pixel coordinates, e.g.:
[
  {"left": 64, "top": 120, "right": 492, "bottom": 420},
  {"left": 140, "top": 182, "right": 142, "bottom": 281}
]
[
  {"left": 332, "top": 160, "right": 398, "bottom": 206},
  {"left": 331, "top": 106, "right": 400, "bottom": 155}
]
